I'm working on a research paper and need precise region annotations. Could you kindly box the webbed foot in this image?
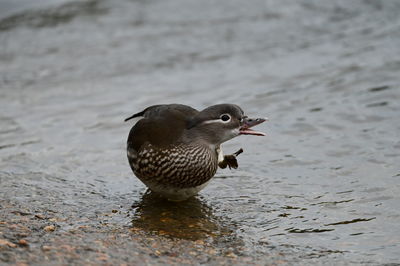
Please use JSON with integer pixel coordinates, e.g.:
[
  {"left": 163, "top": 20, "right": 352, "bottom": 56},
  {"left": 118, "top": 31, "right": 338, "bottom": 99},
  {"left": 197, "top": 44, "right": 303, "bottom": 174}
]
[{"left": 218, "top": 148, "right": 243, "bottom": 169}]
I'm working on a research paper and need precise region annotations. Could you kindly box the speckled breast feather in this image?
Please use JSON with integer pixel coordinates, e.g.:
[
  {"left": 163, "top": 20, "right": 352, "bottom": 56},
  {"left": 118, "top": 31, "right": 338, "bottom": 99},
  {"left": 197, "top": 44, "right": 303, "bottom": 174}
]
[{"left": 127, "top": 143, "right": 218, "bottom": 189}]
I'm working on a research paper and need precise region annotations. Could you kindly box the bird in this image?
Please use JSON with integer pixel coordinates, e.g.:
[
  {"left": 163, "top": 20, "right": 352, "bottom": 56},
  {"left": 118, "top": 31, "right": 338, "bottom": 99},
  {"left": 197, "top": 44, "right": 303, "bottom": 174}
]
[{"left": 125, "top": 103, "right": 266, "bottom": 201}]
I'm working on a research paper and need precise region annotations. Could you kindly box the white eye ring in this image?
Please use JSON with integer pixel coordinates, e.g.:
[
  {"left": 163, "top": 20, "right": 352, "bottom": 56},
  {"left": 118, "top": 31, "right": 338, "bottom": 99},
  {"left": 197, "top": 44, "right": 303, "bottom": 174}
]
[{"left": 220, "top": 114, "right": 231, "bottom": 122}]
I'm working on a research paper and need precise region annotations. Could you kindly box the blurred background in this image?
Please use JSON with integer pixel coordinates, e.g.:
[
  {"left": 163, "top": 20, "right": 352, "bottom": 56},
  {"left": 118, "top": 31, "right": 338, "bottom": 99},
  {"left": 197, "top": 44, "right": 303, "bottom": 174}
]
[{"left": 1, "top": 0, "right": 399, "bottom": 264}]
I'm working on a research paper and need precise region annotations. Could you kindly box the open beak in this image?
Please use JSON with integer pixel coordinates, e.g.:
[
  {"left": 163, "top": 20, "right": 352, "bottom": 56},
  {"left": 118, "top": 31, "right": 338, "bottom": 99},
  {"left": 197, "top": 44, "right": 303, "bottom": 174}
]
[{"left": 239, "top": 117, "right": 267, "bottom": 136}]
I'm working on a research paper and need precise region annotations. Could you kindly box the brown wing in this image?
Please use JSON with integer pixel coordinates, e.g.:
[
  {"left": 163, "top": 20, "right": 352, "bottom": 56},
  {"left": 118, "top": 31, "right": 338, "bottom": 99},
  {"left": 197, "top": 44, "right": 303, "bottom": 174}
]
[{"left": 126, "top": 104, "right": 199, "bottom": 151}]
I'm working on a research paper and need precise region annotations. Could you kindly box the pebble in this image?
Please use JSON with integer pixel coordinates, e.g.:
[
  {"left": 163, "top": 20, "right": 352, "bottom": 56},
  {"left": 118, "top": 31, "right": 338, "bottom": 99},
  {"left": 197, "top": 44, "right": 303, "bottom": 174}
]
[
  {"left": 0, "top": 239, "right": 17, "bottom": 248},
  {"left": 15, "top": 262, "right": 29, "bottom": 266},
  {"left": 225, "top": 251, "right": 237, "bottom": 258},
  {"left": 18, "top": 239, "right": 29, "bottom": 246},
  {"left": 44, "top": 225, "right": 56, "bottom": 232},
  {"left": 34, "top": 214, "right": 45, "bottom": 220},
  {"left": 195, "top": 240, "right": 204, "bottom": 245},
  {"left": 42, "top": 245, "right": 52, "bottom": 251}
]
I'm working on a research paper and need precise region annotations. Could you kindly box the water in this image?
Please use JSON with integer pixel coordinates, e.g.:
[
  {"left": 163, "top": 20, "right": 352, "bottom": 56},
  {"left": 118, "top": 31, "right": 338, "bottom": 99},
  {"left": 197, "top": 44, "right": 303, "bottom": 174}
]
[{"left": 1, "top": 0, "right": 400, "bottom": 264}]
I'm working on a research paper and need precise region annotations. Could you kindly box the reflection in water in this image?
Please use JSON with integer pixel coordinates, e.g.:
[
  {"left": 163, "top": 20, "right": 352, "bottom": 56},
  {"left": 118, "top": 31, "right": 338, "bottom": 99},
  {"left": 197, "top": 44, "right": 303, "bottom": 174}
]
[{"left": 130, "top": 191, "right": 237, "bottom": 242}]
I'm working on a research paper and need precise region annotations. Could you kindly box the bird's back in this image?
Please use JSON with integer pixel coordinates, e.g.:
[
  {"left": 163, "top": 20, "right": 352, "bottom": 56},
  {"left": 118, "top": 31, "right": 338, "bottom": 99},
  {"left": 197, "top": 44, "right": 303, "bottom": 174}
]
[{"left": 127, "top": 104, "right": 198, "bottom": 150}]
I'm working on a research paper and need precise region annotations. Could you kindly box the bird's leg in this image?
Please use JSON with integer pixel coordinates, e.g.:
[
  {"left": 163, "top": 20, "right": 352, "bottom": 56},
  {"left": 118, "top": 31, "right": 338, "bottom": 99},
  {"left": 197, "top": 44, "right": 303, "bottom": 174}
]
[
  {"left": 233, "top": 148, "right": 243, "bottom": 157},
  {"left": 218, "top": 148, "right": 243, "bottom": 169}
]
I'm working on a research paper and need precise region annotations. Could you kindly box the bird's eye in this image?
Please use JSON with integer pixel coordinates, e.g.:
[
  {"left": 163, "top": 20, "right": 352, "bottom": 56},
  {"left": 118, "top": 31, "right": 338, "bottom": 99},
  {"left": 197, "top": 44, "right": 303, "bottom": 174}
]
[{"left": 220, "top": 114, "right": 231, "bottom": 122}]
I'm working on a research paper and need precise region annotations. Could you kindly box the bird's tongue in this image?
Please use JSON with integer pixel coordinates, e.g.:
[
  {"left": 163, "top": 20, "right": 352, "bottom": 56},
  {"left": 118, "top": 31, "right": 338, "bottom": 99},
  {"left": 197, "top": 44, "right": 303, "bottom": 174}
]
[
  {"left": 239, "top": 117, "right": 267, "bottom": 136},
  {"left": 239, "top": 128, "right": 266, "bottom": 136}
]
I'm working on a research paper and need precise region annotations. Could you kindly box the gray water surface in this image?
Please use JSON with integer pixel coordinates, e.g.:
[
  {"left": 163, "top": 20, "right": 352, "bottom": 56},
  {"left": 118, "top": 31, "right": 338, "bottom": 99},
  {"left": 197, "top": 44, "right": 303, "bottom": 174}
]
[{"left": 1, "top": 0, "right": 400, "bottom": 264}]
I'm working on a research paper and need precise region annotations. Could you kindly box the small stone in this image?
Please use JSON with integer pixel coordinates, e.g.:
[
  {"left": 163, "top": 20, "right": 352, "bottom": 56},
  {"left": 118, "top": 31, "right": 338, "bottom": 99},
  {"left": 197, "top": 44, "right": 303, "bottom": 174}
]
[
  {"left": 130, "top": 227, "right": 140, "bottom": 232},
  {"left": 78, "top": 225, "right": 89, "bottom": 229},
  {"left": 111, "top": 209, "right": 118, "bottom": 213},
  {"left": 42, "top": 245, "right": 52, "bottom": 251},
  {"left": 225, "top": 251, "right": 237, "bottom": 258},
  {"left": 44, "top": 225, "right": 55, "bottom": 232},
  {"left": 207, "top": 249, "right": 217, "bottom": 255},
  {"left": 18, "top": 239, "right": 28, "bottom": 246},
  {"left": 60, "top": 245, "right": 75, "bottom": 252},
  {"left": 35, "top": 214, "right": 45, "bottom": 220},
  {"left": 0, "top": 239, "right": 17, "bottom": 248},
  {"left": 9, "top": 224, "right": 19, "bottom": 230},
  {"left": 158, "top": 230, "right": 168, "bottom": 236},
  {"left": 195, "top": 240, "right": 204, "bottom": 245}
]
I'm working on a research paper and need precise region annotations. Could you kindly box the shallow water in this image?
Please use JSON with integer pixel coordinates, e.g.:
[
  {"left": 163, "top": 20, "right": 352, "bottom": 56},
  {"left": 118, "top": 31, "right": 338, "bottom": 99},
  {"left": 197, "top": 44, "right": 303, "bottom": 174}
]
[{"left": 1, "top": 0, "right": 400, "bottom": 264}]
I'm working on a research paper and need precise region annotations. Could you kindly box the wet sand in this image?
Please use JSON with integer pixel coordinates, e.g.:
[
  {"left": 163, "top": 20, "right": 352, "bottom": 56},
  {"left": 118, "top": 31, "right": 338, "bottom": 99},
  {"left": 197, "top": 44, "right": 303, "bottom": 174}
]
[{"left": 1, "top": 0, "right": 400, "bottom": 265}]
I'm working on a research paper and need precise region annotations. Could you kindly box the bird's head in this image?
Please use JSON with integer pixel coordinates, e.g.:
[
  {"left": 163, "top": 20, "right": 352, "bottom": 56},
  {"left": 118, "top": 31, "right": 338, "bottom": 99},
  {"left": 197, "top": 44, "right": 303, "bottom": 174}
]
[{"left": 186, "top": 104, "right": 266, "bottom": 146}]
